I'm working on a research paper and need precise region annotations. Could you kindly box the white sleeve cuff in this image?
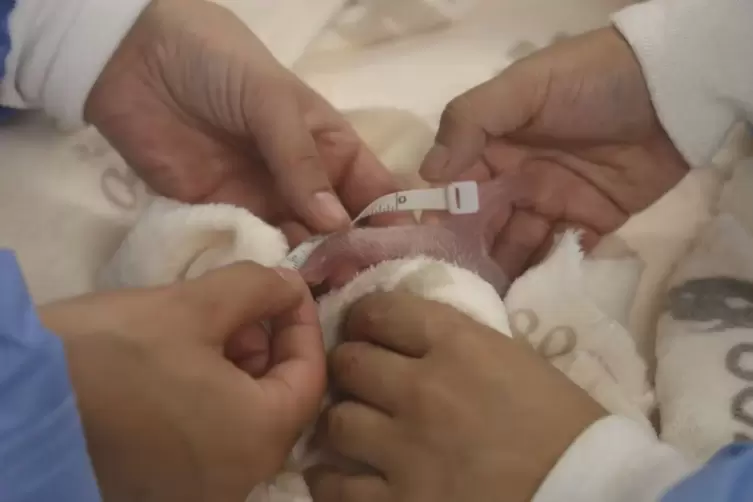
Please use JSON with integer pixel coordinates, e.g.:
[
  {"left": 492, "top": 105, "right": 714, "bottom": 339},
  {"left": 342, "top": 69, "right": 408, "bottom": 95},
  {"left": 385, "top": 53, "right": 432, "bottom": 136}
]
[
  {"left": 612, "top": 0, "right": 753, "bottom": 168},
  {"left": 533, "top": 416, "right": 695, "bottom": 502},
  {"left": 1, "top": 0, "right": 151, "bottom": 128}
]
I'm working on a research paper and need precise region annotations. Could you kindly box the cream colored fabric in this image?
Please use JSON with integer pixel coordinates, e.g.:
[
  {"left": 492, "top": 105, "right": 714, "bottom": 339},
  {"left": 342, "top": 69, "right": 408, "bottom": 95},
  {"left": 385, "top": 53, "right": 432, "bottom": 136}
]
[
  {"left": 652, "top": 157, "right": 753, "bottom": 463},
  {"left": 1, "top": 0, "right": 752, "bottom": 499},
  {"left": 657, "top": 214, "right": 753, "bottom": 463},
  {"left": 297, "top": 0, "right": 633, "bottom": 125},
  {"left": 506, "top": 232, "right": 654, "bottom": 431}
]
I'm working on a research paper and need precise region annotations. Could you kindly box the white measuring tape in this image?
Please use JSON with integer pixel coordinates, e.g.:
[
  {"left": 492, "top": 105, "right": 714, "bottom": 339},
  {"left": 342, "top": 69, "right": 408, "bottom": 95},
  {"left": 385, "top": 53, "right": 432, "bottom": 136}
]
[{"left": 280, "top": 181, "right": 480, "bottom": 270}]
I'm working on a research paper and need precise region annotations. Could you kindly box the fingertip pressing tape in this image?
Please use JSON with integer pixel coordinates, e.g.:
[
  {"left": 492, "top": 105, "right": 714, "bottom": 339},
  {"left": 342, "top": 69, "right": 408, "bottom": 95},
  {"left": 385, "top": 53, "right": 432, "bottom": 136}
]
[{"left": 280, "top": 181, "right": 480, "bottom": 270}]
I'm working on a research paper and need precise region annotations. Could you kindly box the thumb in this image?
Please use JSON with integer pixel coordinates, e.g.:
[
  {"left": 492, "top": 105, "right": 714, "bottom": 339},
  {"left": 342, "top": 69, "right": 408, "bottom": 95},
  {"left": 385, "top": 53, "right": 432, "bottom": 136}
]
[
  {"left": 182, "top": 263, "right": 325, "bottom": 425},
  {"left": 259, "top": 268, "right": 326, "bottom": 427},
  {"left": 419, "top": 68, "right": 539, "bottom": 182},
  {"left": 250, "top": 83, "right": 350, "bottom": 234},
  {"left": 179, "top": 261, "right": 304, "bottom": 344}
]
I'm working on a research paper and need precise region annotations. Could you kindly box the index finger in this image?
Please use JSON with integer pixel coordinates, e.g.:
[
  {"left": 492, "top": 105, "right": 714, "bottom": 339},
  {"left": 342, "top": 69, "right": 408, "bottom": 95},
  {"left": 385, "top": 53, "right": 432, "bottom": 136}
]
[
  {"left": 304, "top": 86, "right": 418, "bottom": 229},
  {"left": 342, "top": 158, "right": 415, "bottom": 228},
  {"left": 179, "top": 261, "right": 303, "bottom": 343},
  {"left": 259, "top": 269, "right": 327, "bottom": 427}
]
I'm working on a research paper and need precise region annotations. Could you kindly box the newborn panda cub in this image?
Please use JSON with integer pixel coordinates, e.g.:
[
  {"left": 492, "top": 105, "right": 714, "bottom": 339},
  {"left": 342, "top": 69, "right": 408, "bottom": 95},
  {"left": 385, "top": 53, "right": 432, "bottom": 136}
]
[{"left": 286, "top": 178, "right": 521, "bottom": 470}]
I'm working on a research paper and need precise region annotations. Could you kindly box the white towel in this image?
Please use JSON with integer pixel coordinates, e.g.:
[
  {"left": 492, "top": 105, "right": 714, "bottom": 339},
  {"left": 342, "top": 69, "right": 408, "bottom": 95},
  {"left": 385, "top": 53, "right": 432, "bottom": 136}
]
[
  {"left": 655, "top": 156, "right": 753, "bottom": 463},
  {"left": 506, "top": 232, "right": 655, "bottom": 431},
  {"left": 98, "top": 197, "right": 289, "bottom": 289}
]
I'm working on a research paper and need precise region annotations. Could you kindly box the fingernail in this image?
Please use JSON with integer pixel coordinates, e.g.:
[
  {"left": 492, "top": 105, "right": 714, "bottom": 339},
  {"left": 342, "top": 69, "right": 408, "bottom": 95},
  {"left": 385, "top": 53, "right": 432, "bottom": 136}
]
[
  {"left": 273, "top": 268, "right": 312, "bottom": 298},
  {"left": 246, "top": 353, "right": 270, "bottom": 377},
  {"left": 320, "top": 130, "right": 356, "bottom": 149},
  {"left": 419, "top": 144, "right": 450, "bottom": 181},
  {"left": 273, "top": 267, "right": 302, "bottom": 285},
  {"left": 313, "top": 191, "right": 350, "bottom": 229}
]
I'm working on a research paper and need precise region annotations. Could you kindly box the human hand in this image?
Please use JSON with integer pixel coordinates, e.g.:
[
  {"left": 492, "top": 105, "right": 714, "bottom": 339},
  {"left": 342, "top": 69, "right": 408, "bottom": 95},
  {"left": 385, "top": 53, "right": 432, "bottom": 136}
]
[
  {"left": 306, "top": 292, "right": 605, "bottom": 502},
  {"left": 40, "top": 263, "right": 326, "bottom": 502},
  {"left": 421, "top": 27, "right": 690, "bottom": 278},
  {"left": 85, "top": 0, "right": 405, "bottom": 243}
]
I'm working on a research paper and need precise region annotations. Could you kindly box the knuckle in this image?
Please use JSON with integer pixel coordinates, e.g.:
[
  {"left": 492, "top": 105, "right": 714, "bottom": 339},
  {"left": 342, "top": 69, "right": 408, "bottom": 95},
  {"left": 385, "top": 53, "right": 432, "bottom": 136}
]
[
  {"left": 416, "top": 300, "right": 455, "bottom": 337},
  {"left": 330, "top": 344, "right": 362, "bottom": 381},
  {"left": 344, "top": 293, "right": 390, "bottom": 336},
  {"left": 181, "top": 288, "right": 230, "bottom": 330},
  {"left": 441, "top": 94, "right": 475, "bottom": 127},
  {"left": 446, "top": 311, "right": 475, "bottom": 337},
  {"left": 307, "top": 470, "right": 340, "bottom": 502},
  {"left": 447, "top": 315, "right": 496, "bottom": 356},
  {"left": 354, "top": 291, "right": 390, "bottom": 314},
  {"left": 163, "top": 285, "right": 204, "bottom": 324},
  {"left": 415, "top": 311, "right": 436, "bottom": 339},
  {"left": 326, "top": 402, "right": 354, "bottom": 443},
  {"left": 219, "top": 261, "right": 282, "bottom": 292},
  {"left": 244, "top": 73, "right": 289, "bottom": 115}
]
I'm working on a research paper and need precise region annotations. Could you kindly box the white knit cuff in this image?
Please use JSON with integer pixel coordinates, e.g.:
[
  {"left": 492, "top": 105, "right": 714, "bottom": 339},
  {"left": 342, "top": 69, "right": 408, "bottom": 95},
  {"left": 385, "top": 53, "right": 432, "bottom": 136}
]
[
  {"left": 612, "top": 1, "right": 737, "bottom": 168},
  {"left": 2, "top": 0, "right": 151, "bottom": 128},
  {"left": 533, "top": 416, "right": 694, "bottom": 502}
]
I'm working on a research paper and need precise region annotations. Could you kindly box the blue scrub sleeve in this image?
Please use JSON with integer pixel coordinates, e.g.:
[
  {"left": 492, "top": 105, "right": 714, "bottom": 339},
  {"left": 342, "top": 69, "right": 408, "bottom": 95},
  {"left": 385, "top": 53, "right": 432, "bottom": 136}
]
[{"left": 0, "top": 250, "right": 101, "bottom": 502}]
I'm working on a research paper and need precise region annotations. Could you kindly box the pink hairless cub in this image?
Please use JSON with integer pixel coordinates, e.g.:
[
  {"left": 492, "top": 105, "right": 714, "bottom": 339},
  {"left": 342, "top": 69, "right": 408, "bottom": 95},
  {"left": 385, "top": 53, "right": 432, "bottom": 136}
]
[{"left": 298, "top": 176, "right": 528, "bottom": 296}]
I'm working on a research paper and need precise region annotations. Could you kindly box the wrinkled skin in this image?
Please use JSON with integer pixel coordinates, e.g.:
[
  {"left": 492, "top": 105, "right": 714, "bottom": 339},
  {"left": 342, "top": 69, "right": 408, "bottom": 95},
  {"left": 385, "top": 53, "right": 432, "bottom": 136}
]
[
  {"left": 298, "top": 29, "right": 691, "bottom": 293},
  {"left": 85, "top": 0, "right": 410, "bottom": 374},
  {"left": 419, "top": 27, "right": 690, "bottom": 279},
  {"left": 306, "top": 293, "right": 605, "bottom": 502},
  {"left": 86, "top": 0, "right": 406, "bottom": 244},
  {"left": 41, "top": 264, "right": 326, "bottom": 502}
]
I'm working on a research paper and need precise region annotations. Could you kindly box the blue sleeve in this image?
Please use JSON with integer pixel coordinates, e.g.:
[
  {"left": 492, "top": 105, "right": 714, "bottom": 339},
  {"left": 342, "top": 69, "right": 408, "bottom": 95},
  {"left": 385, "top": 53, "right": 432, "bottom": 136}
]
[
  {"left": 0, "top": 0, "right": 14, "bottom": 79},
  {"left": 662, "top": 442, "right": 753, "bottom": 502},
  {"left": 0, "top": 0, "right": 17, "bottom": 120},
  {"left": 0, "top": 250, "right": 101, "bottom": 502}
]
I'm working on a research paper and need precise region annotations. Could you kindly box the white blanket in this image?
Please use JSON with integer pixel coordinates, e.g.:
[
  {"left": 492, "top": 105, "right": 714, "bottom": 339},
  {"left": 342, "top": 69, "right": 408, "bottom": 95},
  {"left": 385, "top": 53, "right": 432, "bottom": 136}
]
[{"left": 1, "top": 0, "right": 752, "bottom": 498}]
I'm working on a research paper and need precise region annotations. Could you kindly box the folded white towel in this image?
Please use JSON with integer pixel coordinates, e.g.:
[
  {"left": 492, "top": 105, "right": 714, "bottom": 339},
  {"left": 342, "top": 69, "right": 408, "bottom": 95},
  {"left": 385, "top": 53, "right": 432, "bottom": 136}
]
[
  {"left": 599, "top": 167, "right": 726, "bottom": 363},
  {"left": 98, "top": 197, "right": 288, "bottom": 289},
  {"left": 657, "top": 211, "right": 753, "bottom": 462},
  {"left": 506, "top": 232, "right": 655, "bottom": 430}
]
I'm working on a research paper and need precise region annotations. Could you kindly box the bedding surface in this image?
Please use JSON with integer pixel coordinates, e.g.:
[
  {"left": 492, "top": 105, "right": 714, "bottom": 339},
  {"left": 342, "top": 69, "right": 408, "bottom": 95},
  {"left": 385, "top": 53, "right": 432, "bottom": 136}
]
[{"left": 1, "top": 1, "right": 751, "bottom": 498}]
